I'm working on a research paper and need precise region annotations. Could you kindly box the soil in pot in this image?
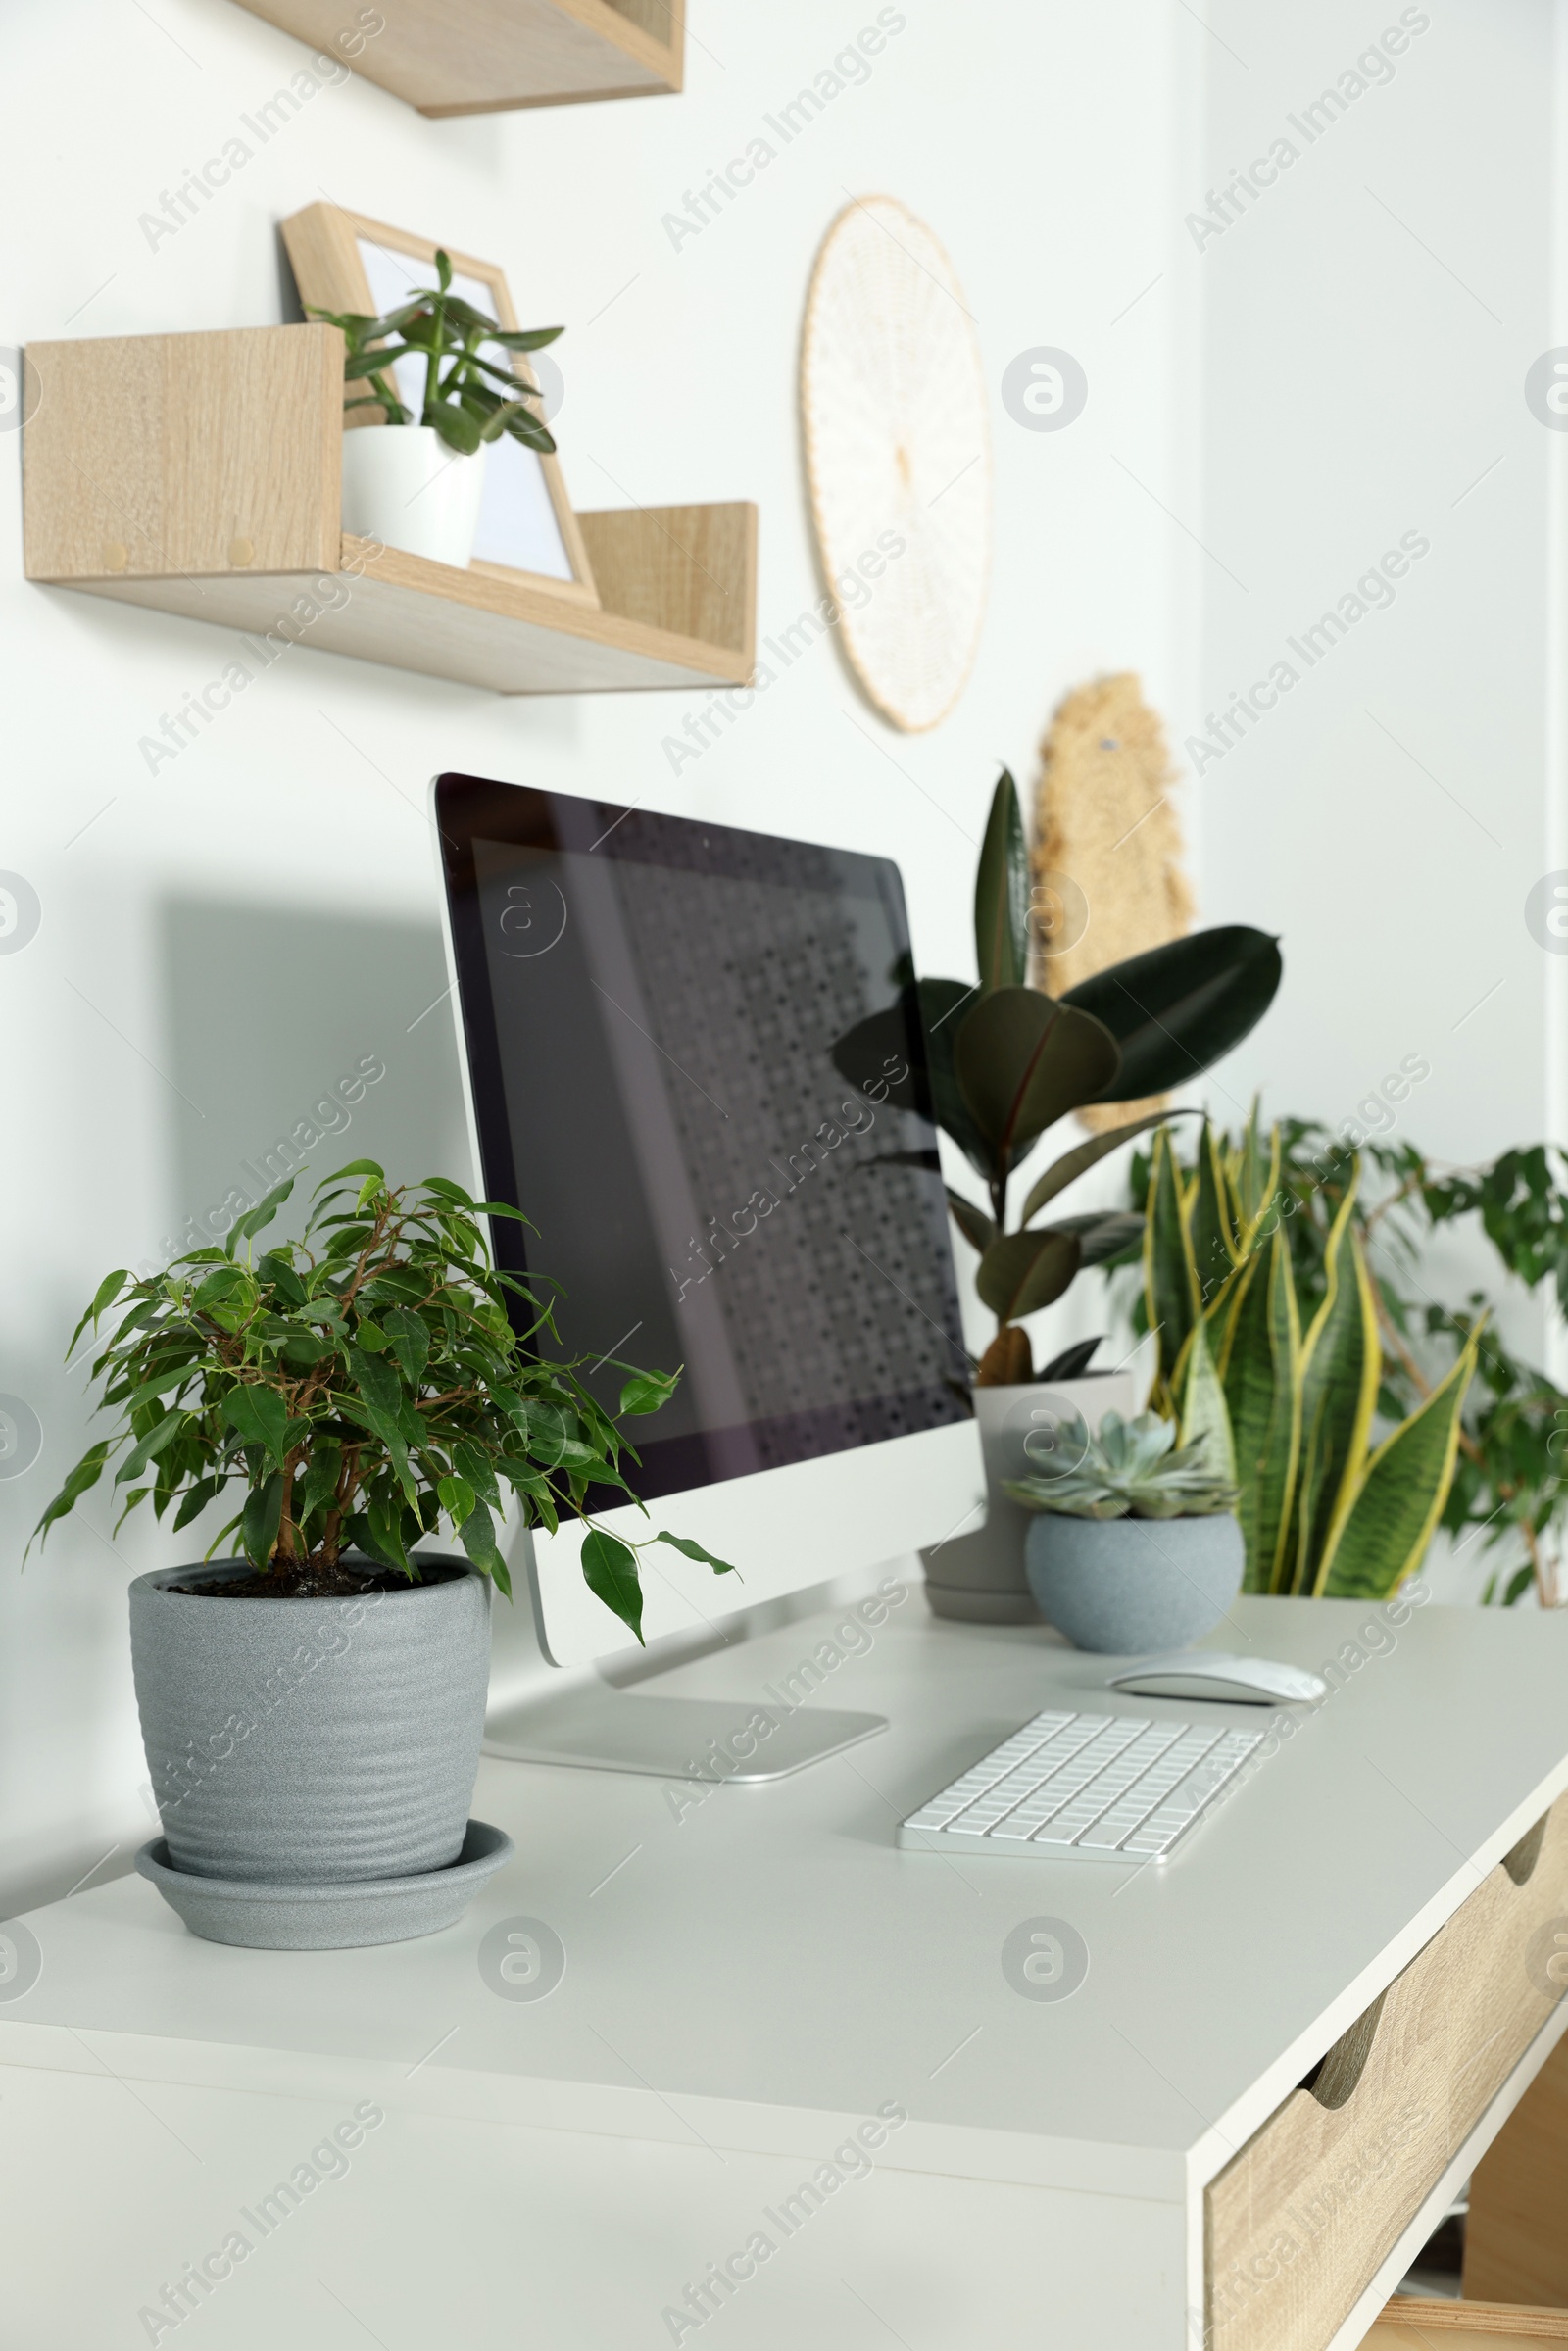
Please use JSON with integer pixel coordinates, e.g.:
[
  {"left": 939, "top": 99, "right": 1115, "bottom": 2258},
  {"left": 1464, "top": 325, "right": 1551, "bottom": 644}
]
[{"left": 168, "top": 1559, "right": 466, "bottom": 1600}]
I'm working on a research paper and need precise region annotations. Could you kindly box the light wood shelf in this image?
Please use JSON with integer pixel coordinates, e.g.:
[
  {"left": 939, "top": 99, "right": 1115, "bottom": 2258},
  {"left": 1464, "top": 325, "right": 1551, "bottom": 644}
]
[
  {"left": 231, "top": 0, "right": 683, "bottom": 115},
  {"left": 23, "top": 324, "right": 756, "bottom": 698}
]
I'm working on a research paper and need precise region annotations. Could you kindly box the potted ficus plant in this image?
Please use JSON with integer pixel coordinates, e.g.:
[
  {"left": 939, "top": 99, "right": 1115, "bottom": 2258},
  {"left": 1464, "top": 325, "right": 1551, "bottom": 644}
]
[
  {"left": 31, "top": 1162, "right": 730, "bottom": 1950},
  {"left": 1006, "top": 1408, "right": 1242, "bottom": 1653},
  {"left": 833, "top": 765, "right": 1282, "bottom": 1622},
  {"left": 309, "top": 250, "right": 562, "bottom": 568}
]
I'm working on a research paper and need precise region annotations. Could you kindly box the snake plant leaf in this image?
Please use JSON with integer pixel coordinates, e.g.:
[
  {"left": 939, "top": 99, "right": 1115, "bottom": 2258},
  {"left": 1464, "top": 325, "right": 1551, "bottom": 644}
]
[
  {"left": 946, "top": 1189, "right": 998, "bottom": 1255},
  {"left": 1232, "top": 1114, "right": 1284, "bottom": 1259},
  {"left": 1219, "top": 1231, "right": 1302, "bottom": 1592},
  {"left": 1177, "top": 1313, "right": 1237, "bottom": 1490},
  {"left": 1317, "top": 1329, "right": 1480, "bottom": 1599},
  {"left": 974, "top": 768, "right": 1031, "bottom": 995},
  {"left": 1297, "top": 1175, "right": 1382, "bottom": 1592},
  {"left": 1144, "top": 1126, "right": 1200, "bottom": 1396},
  {"left": 955, "top": 989, "right": 1121, "bottom": 1164},
  {"left": 1230, "top": 1099, "right": 1266, "bottom": 1230},
  {"left": 1016, "top": 1108, "right": 1187, "bottom": 1228},
  {"left": 1189, "top": 1119, "right": 1241, "bottom": 1312},
  {"left": 975, "top": 1227, "right": 1082, "bottom": 1321},
  {"left": 1060, "top": 926, "right": 1283, "bottom": 1102}
]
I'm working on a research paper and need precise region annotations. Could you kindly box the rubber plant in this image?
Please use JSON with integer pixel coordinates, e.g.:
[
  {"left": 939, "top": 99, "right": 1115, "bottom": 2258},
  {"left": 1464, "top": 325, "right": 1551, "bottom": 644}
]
[
  {"left": 30, "top": 1162, "right": 730, "bottom": 1643},
  {"left": 309, "top": 249, "right": 562, "bottom": 457},
  {"left": 1139, "top": 1114, "right": 1479, "bottom": 1599},
  {"left": 832, "top": 768, "right": 1283, "bottom": 1384}
]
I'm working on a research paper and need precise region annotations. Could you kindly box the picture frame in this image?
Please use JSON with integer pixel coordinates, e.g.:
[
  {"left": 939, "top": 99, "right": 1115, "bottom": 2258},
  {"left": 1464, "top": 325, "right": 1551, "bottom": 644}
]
[{"left": 280, "top": 201, "right": 598, "bottom": 606}]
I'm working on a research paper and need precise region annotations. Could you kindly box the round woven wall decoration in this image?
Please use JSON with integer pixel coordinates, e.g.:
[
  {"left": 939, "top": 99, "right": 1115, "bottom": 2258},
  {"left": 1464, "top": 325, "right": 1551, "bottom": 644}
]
[{"left": 801, "top": 196, "right": 991, "bottom": 733}]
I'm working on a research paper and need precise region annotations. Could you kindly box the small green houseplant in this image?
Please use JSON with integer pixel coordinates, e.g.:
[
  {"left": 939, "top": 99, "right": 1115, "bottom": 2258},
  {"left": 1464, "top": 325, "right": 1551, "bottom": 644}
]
[
  {"left": 32, "top": 1164, "right": 729, "bottom": 1946},
  {"left": 308, "top": 250, "right": 563, "bottom": 566},
  {"left": 33, "top": 1161, "right": 720, "bottom": 1636},
  {"left": 1135, "top": 1115, "right": 1478, "bottom": 1600},
  {"left": 1005, "top": 1410, "right": 1243, "bottom": 1652},
  {"left": 1125, "top": 1110, "right": 1568, "bottom": 1607},
  {"left": 832, "top": 768, "right": 1283, "bottom": 1385},
  {"left": 1006, "top": 1410, "right": 1238, "bottom": 1520}
]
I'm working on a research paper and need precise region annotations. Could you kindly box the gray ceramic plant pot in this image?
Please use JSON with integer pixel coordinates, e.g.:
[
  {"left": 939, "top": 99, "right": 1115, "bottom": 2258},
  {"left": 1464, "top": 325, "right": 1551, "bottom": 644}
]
[
  {"left": 922, "top": 1371, "right": 1142, "bottom": 1624},
  {"left": 1023, "top": 1512, "right": 1244, "bottom": 1653},
  {"left": 128, "top": 1558, "right": 491, "bottom": 1885}
]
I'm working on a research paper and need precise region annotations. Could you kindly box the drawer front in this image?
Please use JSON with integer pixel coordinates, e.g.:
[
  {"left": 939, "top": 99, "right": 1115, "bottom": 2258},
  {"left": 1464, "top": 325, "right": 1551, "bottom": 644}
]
[{"left": 1206, "top": 1797, "right": 1568, "bottom": 2351}]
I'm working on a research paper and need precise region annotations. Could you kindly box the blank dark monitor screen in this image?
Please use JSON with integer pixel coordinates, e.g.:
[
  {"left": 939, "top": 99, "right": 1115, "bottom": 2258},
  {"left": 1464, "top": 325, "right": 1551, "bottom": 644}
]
[{"left": 436, "top": 774, "right": 968, "bottom": 1504}]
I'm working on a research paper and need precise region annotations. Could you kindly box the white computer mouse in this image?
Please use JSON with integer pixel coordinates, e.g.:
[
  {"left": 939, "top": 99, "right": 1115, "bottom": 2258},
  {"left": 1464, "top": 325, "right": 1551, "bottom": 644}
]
[{"left": 1106, "top": 1651, "right": 1329, "bottom": 1706}]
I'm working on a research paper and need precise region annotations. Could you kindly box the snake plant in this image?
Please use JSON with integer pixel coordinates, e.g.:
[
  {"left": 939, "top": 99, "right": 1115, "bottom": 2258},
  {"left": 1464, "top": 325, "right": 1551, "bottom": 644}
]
[
  {"left": 1005, "top": 1409, "right": 1237, "bottom": 1520},
  {"left": 832, "top": 769, "right": 1283, "bottom": 1384},
  {"left": 1140, "top": 1112, "right": 1478, "bottom": 1598}
]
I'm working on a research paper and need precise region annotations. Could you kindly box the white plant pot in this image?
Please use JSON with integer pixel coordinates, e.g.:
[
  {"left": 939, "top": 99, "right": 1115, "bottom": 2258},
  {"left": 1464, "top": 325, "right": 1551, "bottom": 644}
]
[
  {"left": 923, "top": 1369, "right": 1145, "bottom": 1624},
  {"left": 340, "top": 425, "right": 486, "bottom": 567}
]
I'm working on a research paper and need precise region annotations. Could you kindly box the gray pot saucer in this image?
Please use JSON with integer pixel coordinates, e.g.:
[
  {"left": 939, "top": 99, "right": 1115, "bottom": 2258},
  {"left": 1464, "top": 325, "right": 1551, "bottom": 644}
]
[{"left": 135, "top": 1817, "right": 514, "bottom": 1951}]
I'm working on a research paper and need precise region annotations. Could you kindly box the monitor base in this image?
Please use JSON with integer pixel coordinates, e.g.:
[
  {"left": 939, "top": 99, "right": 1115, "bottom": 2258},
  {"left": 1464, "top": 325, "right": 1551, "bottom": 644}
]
[{"left": 483, "top": 1690, "right": 887, "bottom": 1781}]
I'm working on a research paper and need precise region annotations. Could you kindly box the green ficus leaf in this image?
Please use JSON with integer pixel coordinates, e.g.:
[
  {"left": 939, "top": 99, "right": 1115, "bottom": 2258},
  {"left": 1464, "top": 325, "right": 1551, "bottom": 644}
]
[
  {"left": 581, "top": 1528, "right": 645, "bottom": 1643},
  {"left": 241, "top": 1474, "right": 283, "bottom": 1568},
  {"left": 383, "top": 1308, "right": 430, "bottom": 1389},
  {"left": 223, "top": 1386, "right": 289, "bottom": 1464},
  {"left": 618, "top": 1369, "right": 677, "bottom": 1417},
  {"left": 67, "top": 1269, "right": 128, "bottom": 1359},
  {"left": 457, "top": 1495, "right": 505, "bottom": 1580},
  {"left": 225, "top": 1182, "right": 293, "bottom": 1257},
  {"left": 653, "top": 1532, "right": 738, "bottom": 1577},
  {"left": 348, "top": 1347, "right": 403, "bottom": 1417}
]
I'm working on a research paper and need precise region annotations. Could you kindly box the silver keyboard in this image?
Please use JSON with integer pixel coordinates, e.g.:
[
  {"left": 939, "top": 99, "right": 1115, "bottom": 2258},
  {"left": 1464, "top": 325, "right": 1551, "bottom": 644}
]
[{"left": 896, "top": 1708, "right": 1264, "bottom": 1863}]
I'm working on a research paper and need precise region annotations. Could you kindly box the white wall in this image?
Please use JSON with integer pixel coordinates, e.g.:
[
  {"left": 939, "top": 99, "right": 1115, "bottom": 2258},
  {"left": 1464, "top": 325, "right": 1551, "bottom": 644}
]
[
  {"left": 1194, "top": 0, "right": 1560, "bottom": 1594},
  {"left": 0, "top": 0, "right": 1200, "bottom": 1910}
]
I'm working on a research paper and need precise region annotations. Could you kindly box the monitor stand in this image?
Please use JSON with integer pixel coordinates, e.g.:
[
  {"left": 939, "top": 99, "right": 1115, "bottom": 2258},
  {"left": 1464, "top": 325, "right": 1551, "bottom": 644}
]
[{"left": 481, "top": 1532, "right": 888, "bottom": 1783}]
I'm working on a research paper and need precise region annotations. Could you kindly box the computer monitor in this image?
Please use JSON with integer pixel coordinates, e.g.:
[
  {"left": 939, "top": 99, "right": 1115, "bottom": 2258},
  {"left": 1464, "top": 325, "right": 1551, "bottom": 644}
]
[{"left": 433, "top": 772, "right": 983, "bottom": 1777}]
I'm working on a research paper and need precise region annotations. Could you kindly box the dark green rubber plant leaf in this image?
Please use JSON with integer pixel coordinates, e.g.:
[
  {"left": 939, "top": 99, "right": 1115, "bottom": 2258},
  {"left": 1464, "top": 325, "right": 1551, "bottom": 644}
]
[
  {"left": 974, "top": 768, "right": 1030, "bottom": 995},
  {"left": 955, "top": 989, "right": 1120, "bottom": 1166},
  {"left": 975, "top": 1228, "right": 1082, "bottom": 1321},
  {"left": 1047, "top": 1209, "right": 1147, "bottom": 1267},
  {"left": 1061, "top": 926, "right": 1282, "bottom": 1103},
  {"left": 832, "top": 979, "right": 992, "bottom": 1179},
  {"left": 1016, "top": 1108, "right": 1189, "bottom": 1228},
  {"left": 946, "top": 1189, "right": 997, "bottom": 1255}
]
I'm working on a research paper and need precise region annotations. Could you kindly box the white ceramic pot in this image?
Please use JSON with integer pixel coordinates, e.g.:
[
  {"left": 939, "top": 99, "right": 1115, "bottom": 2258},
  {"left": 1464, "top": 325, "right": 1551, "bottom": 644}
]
[
  {"left": 922, "top": 1369, "right": 1144, "bottom": 1624},
  {"left": 340, "top": 425, "right": 487, "bottom": 566}
]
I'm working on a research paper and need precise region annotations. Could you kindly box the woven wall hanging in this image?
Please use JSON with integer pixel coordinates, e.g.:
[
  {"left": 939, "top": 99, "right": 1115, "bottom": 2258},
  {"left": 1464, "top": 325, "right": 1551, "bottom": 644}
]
[
  {"left": 1032, "top": 672, "right": 1195, "bottom": 1131},
  {"left": 801, "top": 195, "right": 991, "bottom": 733}
]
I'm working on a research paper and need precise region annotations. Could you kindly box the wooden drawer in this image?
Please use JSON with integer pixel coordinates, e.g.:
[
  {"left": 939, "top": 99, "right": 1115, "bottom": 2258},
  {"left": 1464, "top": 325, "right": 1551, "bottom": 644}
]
[{"left": 1206, "top": 1797, "right": 1568, "bottom": 2351}]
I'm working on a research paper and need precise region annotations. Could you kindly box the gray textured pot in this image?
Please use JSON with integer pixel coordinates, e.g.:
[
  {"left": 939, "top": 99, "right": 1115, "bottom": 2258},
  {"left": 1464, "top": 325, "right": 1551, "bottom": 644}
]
[
  {"left": 1023, "top": 1512, "right": 1244, "bottom": 1653},
  {"left": 128, "top": 1558, "right": 491, "bottom": 1884}
]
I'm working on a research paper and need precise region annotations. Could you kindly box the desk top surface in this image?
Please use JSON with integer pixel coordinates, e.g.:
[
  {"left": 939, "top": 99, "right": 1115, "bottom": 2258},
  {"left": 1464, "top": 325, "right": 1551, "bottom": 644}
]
[{"left": 6, "top": 1587, "right": 1568, "bottom": 2196}]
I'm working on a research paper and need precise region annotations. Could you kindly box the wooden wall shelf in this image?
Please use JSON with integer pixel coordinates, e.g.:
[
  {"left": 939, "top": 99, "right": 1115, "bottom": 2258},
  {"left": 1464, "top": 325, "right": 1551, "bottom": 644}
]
[
  {"left": 231, "top": 0, "right": 683, "bottom": 116},
  {"left": 23, "top": 325, "right": 756, "bottom": 698}
]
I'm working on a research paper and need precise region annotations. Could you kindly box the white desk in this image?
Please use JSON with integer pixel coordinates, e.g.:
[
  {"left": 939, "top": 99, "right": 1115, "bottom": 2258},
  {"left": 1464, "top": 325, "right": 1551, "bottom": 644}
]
[{"left": 4, "top": 1589, "right": 1567, "bottom": 2350}]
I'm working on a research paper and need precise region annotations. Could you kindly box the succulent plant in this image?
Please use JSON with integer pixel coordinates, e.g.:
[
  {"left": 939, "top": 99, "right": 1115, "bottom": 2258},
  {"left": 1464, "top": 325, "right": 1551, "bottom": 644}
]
[{"left": 1005, "top": 1410, "right": 1238, "bottom": 1521}]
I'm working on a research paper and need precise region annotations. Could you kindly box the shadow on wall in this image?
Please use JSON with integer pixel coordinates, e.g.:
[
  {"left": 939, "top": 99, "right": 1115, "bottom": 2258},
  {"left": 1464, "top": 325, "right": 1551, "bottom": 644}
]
[{"left": 155, "top": 898, "right": 470, "bottom": 1265}]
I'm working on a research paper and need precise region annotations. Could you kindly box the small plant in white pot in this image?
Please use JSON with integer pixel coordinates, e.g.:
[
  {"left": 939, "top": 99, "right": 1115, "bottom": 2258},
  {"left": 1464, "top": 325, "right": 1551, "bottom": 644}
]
[
  {"left": 310, "top": 251, "right": 562, "bottom": 568},
  {"left": 32, "top": 1162, "right": 730, "bottom": 1950},
  {"left": 1007, "top": 1407, "right": 1241, "bottom": 1654}
]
